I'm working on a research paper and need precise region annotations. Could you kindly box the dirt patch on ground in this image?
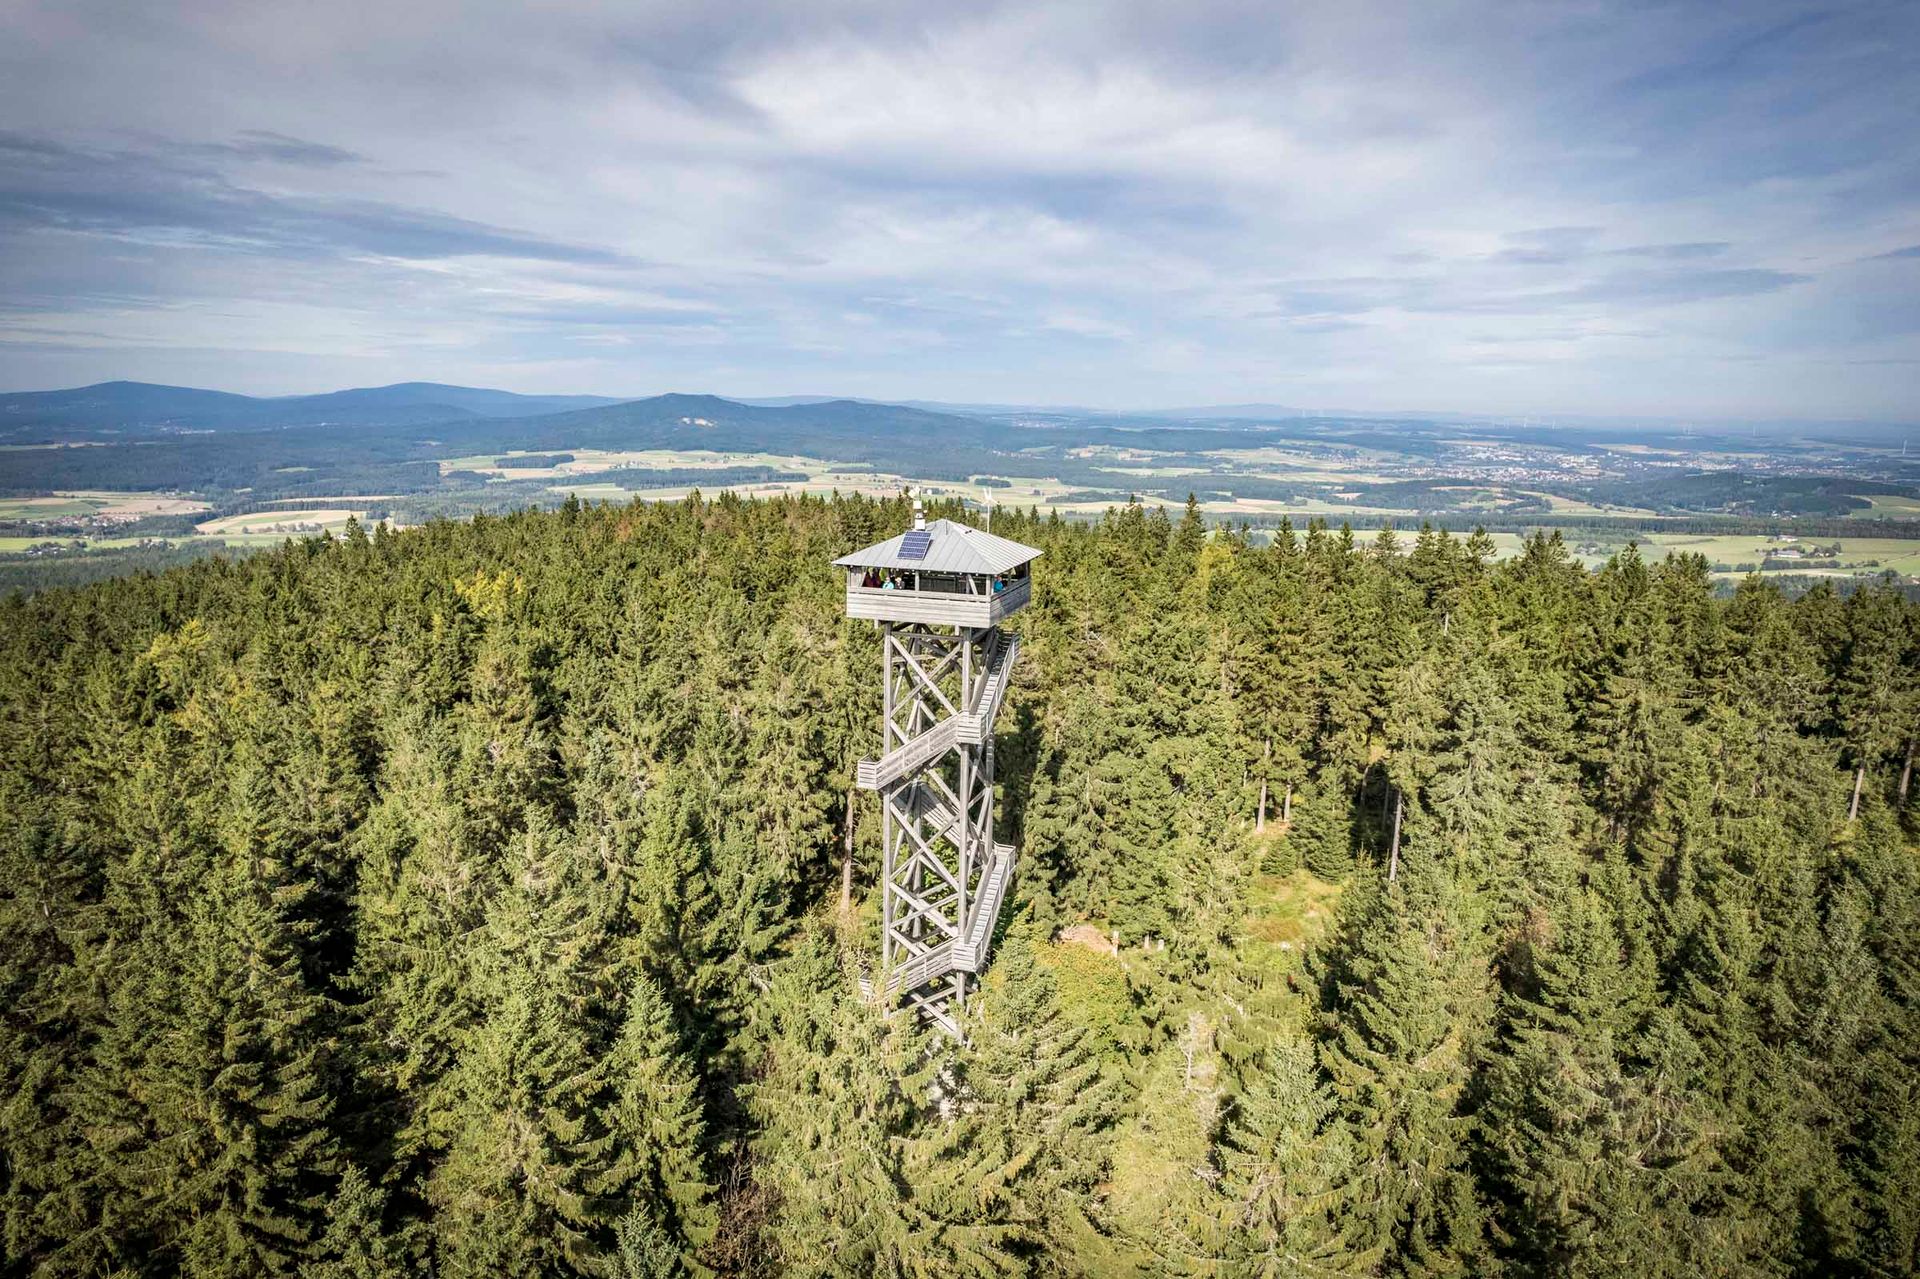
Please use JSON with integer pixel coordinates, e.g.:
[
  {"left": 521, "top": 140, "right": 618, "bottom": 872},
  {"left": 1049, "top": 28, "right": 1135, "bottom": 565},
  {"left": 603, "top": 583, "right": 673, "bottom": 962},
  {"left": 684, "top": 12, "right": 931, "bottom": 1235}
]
[{"left": 1056, "top": 923, "right": 1119, "bottom": 955}]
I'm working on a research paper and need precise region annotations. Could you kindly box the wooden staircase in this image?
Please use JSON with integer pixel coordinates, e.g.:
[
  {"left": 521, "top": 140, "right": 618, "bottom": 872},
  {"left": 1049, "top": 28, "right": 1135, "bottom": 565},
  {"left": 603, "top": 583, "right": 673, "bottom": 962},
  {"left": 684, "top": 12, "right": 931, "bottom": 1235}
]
[
  {"left": 858, "top": 630, "right": 1022, "bottom": 1004},
  {"left": 856, "top": 634, "right": 1020, "bottom": 789},
  {"left": 865, "top": 843, "right": 1016, "bottom": 998}
]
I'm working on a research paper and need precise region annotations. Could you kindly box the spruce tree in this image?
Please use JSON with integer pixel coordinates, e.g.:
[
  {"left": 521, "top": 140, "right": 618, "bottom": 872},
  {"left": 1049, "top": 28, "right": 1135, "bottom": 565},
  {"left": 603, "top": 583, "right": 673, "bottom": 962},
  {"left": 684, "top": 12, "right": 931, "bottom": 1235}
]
[
  {"left": 1315, "top": 846, "right": 1493, "bottom": 1277},
  {"left": 748, "top": 935, "right": 958, "bottom": 1277},
  {"left": 312, "top": 1165, "right": 407, "bottom": 1279},
  {"left": 596, "top": 975, "right": 717, "bottom": 1273},
  {"left": 953, "top": 934, "right": 1121, "bottom": 1261},
  {"left": 1214, "top": 1035, "right": 1371, "bottom": 1278},
  {"left": 423, "top": 812, "right": 619, "bottom": 1277},
  {"left": 79, "top": 837, "right": 339, "bottom": 1276},
  {"left": 1479, "top": 888, "right": 1706, "bottom": 1277}
]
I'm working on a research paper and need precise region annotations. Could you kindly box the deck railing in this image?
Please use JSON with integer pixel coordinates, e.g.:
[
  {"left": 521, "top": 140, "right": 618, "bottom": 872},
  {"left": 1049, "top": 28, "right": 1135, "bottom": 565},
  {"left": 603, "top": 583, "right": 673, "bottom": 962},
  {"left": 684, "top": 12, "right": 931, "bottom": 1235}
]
[{"left": 844, "top": 574, "right": 1029, "bottom": 626}]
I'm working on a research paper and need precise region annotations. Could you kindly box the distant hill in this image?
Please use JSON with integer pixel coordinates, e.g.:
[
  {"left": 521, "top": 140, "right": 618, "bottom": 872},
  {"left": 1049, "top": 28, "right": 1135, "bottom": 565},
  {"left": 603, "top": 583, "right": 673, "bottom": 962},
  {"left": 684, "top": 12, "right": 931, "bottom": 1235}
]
[
  {"left": 0, "top": 380, "right": 624, "bottom": 436},
  {"left": 283, "top": 383, "right": 623, "bottom": 421},
  {"left": 732, "top": 395, "right": 859, "bottom": 408},
  {"left": 482, "top": 394, "right": 1003, "bottom": 466},
  {"left": 0, "top": 392, "right": 1010, "bottom": 495}
]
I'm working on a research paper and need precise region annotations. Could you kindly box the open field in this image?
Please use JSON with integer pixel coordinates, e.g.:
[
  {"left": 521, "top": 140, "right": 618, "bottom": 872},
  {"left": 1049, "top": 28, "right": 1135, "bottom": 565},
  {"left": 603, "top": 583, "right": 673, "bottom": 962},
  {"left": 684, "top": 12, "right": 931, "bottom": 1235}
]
[
  {"left": 6, "top": 429, "right": 1917, "bottom": 591},
  {"left": 523, "top": 451, "right": 1095, "bottom": 506},
  {"left": 1516, "top": 489, "right": 1658, "bottom": 515},
  {"left": 0, "top": 491, "right": 211, "bottom": 521},
  {"left": 68, "top": 491, "right": 211, "bottom": 517},
  {"left": 0, "top": 535, "right": 161, "bottom": 553},
  {"left": 472, "top": 442, "right": 1702, "bottom": 527},
  {"left": 1477, "top": 530, "right": 1920, "bottom": 578},
  {"left": 254, "top": 494, "right": 403, "bottom": 505},
  {"left": 1645, "top": 533, "right": 1920, "bottom": 578},
  {"left": 463, "top": 447, "right": 1165, "bottom": 514},
  {"left": 0, "top": 497, "right": 99, "bottom": 519},
  {"left": 1093, "top": 464, "right": 1216, "bottom": 478},
  {"left": 196, "top": 508, "right": 368, "bottom": 535},
  {"left": 502, "top": 446, "right": 1419, "bottom": 517},
  {"left": 1847, "top": 493, "right": 1920, "bottom": 518},
  {"left": 515, "top": 453, "right": 1920, "bottom": 570},
  {"left": 440, "top": 447, "right": 837, "bottom": 479},
  {"left": 1205, "top": 448, "right": 1385, "bottom": 482}
]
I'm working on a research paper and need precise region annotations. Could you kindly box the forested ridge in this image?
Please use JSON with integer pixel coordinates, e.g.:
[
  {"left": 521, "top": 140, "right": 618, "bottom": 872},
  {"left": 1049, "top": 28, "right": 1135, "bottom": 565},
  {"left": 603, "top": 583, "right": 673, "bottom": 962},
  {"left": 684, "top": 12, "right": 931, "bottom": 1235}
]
[{"left": 2, "top": 492, "right": 1917, "bottom": 1278}]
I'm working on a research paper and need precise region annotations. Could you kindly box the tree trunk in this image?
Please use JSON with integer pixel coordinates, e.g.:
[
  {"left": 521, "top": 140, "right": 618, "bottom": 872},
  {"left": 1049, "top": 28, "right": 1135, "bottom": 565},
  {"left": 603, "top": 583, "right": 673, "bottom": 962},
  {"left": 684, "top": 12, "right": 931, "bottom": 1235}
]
[
  {"left": 1387, "top": 789, "right": 1404, "bottom": 883},
  {"left": 1282, "top": 782, "right": 1293, "bottom": 824},
  {"left": 1900, "top": 737, "right": 1915, "bottom": 804},
  {"left": 1848, "top": 764, "right": 1866, "bottom": 823},
  {"left": 1256, "top": 738, "right": 1271, "bottom": 832},
  {"left": 838, "top": 790, "right": 857, "bottom": 918}
]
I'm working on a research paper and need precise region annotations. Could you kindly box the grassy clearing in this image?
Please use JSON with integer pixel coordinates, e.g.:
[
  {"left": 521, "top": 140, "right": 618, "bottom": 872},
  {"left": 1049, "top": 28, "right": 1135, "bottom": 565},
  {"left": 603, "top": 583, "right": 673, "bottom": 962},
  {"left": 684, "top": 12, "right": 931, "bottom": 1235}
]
[
  {"left": 1205, "top": 446, "right": 1382, "bottom": 481},
  {"left": 1241, "top": 868, "right": 1343, "bottom": 965},
  {"left": 74, "top": 492, "right": 212, "bottom": 517},
  {"left": 443, "top": 441, "right": 1493, "bottom": 520},
  {"left": 1653, "top": 534, "right": 1920, "bottom": 578},
  {"left": 1847, "top": 493, "right": 1920, "bottom": 518},
  {"left": 205, "top": 532, "right": 324, "bottom": 547},
  {"left": 1516, "top": 489, "right": 1657, "bottom": 516},
  {"left": 1094, "top": 464, "right": 1216, "bottom": 478}
]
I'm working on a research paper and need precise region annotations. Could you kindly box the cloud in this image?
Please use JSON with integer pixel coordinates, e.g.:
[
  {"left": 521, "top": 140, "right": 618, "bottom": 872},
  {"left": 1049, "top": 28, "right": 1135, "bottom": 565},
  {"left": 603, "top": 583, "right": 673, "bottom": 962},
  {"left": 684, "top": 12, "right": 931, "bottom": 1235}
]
[
  {"left": 1263, "top": 263, "right": 1807, "bottom": 322},
  {"left": 0, "top": 132, "right": 622, "bottom": 264},
  {"left": 0, "top": 0, "right": 1911, "bottom": 417},
  {"left": 188, "top": 130, "right": 368, "bottom": 167},
  {"left": 1562, "top": 268, "right": 1810, "bottom": 307},
  {"left": 1609, "top": 242, "right": 1733, "bottom": 260}
]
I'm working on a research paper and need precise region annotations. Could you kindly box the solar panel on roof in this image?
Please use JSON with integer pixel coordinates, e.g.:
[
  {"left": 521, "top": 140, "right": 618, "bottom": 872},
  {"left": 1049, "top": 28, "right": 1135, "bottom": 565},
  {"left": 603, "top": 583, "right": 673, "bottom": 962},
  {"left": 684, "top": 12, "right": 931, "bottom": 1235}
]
[{"left": 898, "top": 529, "right": 932, "bottom": 560}]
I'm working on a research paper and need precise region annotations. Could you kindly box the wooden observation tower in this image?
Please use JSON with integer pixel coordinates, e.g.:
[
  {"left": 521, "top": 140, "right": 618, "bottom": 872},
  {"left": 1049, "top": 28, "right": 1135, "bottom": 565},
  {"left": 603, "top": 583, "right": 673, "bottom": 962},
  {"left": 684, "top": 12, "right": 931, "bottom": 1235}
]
[{"left": 835, "top": 501, "right": 1040, "bottom": 1033}]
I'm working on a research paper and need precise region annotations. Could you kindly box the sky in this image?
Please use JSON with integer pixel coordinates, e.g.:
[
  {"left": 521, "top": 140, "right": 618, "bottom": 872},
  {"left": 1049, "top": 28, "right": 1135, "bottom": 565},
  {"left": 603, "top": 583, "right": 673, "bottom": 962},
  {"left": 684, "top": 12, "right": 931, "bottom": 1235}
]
[{"left": 0, "top": 0, "right": 1916, "bottom": 419}]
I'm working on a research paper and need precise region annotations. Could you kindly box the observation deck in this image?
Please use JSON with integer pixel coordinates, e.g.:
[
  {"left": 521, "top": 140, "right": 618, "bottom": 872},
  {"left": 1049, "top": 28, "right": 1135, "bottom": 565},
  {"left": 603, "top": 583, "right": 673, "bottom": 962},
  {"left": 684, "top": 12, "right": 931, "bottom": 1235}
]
[{"left": 833, "top": 518, "right": 1037, "bottom": 629}]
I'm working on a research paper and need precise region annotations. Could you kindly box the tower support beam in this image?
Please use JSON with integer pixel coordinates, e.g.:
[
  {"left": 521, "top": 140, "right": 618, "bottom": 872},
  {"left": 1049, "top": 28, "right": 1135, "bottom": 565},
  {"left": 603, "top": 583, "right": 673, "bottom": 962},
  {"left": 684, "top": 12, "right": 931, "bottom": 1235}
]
[{"left": 872, "top": 620, "right": 1011, "bottom": 1030}]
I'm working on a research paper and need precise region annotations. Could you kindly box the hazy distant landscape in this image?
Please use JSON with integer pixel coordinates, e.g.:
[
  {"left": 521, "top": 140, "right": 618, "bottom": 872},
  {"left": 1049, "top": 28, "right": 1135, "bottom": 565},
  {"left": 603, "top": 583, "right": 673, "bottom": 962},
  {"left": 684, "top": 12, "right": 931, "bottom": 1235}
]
[{"left": 2, "top": 378, "right": 1916, "bottom": 595}]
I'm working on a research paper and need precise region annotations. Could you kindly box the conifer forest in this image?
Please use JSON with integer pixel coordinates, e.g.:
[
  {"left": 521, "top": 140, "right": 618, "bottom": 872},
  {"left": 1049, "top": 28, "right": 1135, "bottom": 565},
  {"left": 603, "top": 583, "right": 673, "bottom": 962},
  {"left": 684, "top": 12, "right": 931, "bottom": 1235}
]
[{"left": 3, "top": 491, "right": 1919, "bottom": 1279}]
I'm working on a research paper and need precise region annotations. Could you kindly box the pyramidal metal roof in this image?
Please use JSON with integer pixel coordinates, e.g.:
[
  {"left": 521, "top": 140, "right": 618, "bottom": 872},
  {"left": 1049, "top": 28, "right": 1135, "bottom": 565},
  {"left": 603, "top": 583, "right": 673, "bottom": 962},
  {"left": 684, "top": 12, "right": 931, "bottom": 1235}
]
[{"left": 833, "top": 518, "right": 1041, "bottom": 575}]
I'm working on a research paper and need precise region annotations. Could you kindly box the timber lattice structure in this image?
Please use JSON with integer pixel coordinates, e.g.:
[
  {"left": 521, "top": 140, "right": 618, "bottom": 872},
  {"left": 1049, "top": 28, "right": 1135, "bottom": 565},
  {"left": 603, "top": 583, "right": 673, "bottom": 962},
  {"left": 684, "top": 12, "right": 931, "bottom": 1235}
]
[{"left": 835, "top": 509, "right": 1040, "bottom": 1034}]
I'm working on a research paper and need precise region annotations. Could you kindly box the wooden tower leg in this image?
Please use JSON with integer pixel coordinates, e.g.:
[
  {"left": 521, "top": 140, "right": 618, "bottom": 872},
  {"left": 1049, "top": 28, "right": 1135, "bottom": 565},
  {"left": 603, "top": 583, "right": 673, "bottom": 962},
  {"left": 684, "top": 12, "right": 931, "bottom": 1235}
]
[{"left": 867, "top": 621, "right": 1008, "bottom": 1034}]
